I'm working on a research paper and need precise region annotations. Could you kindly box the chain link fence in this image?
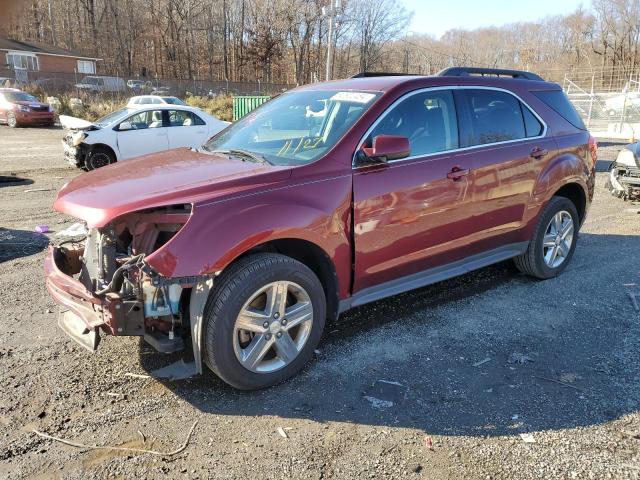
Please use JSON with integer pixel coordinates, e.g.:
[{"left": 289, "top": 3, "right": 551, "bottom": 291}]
[
  {"left": 0, "top": 67, "right": 293, "bottom": 100},
  {"left": 563, "top": 70, "right": 640, "bottom": 141}
]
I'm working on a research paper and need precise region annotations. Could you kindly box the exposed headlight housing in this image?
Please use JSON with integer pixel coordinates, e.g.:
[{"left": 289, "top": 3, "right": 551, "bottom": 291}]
[
  {"left": 17, "top": 105, "right": 30, "bottom": 112},
  {"left": 72, "top": 132, "right": 87, "bottom": 146}
]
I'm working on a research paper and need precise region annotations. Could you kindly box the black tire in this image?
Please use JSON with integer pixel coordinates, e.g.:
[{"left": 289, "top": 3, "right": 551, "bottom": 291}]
[
  {"left": 514, "top": 196, "right": 579, "bottom": 279},
  {"left": 203, "top": 253, "right": 326, "bottom": 390},
  {"left": 85, "top": 147, "right": 115, "bottom": 170},
  {"left": 7, "top": 112, "right": 18, "bottom": 128}
]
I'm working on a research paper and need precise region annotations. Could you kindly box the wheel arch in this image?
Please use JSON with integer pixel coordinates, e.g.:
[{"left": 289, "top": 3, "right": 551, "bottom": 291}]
[
  {"left": 239, "top": 238, "right": 340, "bottom": 322},
  {"left": 551, "top": 182, "right": 587, "bottom": 224},
  {"left": 86, "top": 143, "right": 118, "bottom": 162}
]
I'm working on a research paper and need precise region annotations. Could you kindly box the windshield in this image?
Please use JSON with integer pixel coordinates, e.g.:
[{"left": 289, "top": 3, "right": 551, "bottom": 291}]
[
  {"left": 204, "top": 90, "right": 381, "bottom": 166},
  {"left": 163, "top": 97, "right": 186, "bottom": 105},
  {"left": 95, "top": 107, "right": 136, "bottom": 127},
  {"left": 5, "top": 92, "right": 38, "bottom": 102}
]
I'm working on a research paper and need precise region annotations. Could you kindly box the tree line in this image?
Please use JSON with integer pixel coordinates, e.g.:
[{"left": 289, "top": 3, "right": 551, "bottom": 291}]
[{"left": 4, "top": 0, "right": 640, "bottom": 90}]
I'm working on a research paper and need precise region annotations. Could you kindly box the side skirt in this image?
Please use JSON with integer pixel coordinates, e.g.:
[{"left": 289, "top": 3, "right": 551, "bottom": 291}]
[{"left": 339, "top": 241, "right": 529, "bottom": 313}]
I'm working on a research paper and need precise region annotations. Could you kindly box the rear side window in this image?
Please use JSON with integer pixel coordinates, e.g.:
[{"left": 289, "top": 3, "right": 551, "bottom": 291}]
[
  {"left": 458, "top": 89, "right": 544, "bottom": 146},
  {"left": 522, "top": 105, "right": 544, "bottom": 137},
  {"left": 533, "top": 90, "right": 585, "bottom": 130},
  {"left": 368, "top": 89, "right": 459, "bottom": 156}
]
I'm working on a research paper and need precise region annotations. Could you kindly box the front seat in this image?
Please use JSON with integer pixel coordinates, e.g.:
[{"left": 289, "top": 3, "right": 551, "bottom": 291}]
[{"left": 149, "top": 111, "right": 163, "bottom": 128}]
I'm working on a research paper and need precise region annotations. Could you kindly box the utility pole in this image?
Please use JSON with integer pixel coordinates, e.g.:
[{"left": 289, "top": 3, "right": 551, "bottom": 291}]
[{"left": 324, "top": 0, "right": 336, "bottom": 81}]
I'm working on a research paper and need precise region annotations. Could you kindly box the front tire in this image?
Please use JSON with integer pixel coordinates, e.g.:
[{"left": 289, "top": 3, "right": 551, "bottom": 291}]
[
  {"left": 514, "top": 196, "right": 579, "bottom": 279},
  {"left": 85, "top": 147, "right": 115, "bottom": 170},
  {"left": 203, "top": 253, "right": 326, "bottom": 390},
  {"left": 7, "top": 112, "right": 18, "bottom": 128}
]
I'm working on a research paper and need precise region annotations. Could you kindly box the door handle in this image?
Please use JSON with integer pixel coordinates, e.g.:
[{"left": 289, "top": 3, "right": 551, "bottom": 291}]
[
  {"left": 447, "top": 166, "right": 470, "bottom": 181},
  {"left": 530, "top": 147, "right": 548, "bottom": 159}
]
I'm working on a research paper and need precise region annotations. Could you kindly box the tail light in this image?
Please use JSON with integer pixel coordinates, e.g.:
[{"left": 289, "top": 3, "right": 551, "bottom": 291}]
[{"left": 588, "top": 135, "right": 598, "bottom": 162}]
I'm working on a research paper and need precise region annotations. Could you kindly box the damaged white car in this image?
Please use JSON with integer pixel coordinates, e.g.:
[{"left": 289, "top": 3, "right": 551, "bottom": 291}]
[
  {"left": 61, "top": 105, "right": 229, "bottom": 170},
  {"left": 607, "top": 143, "right": 640, "bottom": 200}
]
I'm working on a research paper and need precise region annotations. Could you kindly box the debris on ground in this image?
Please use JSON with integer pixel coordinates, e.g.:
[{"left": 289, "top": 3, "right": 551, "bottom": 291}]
[
  {"left": 362, "top": 380, "right": 408, "bottom": 410},
  {"left": 628, "top": 292, "right": 640, "bottom": 312},
  {"left": 23, "top": 188, "right": 52, "bottom": 193},
  {"left": 277, "top": 427, "right": 289, "bottom": 439},
  {"left": 508, "top": 353, "right": 534, "bottom": 364},
  {"left": 532, "top": 375, "right": 584, "bottom": 391},
  {"left": 123, "top": 373, "right": 151, "bottom": 379},
  {"left": 33, "top": 420, "right": 198, "bottom": 456},
  {"left": 519, "top": 433, "right": 535, "bottom": 443},
  {"left": 424, "top": 436, "right": 434, "bottom": 451},
  {"left": 473, "top": 357, "right": 491, "bottom": 367},
  {"left": 55, "top": 222, "right": 88, "bottom": 237}
]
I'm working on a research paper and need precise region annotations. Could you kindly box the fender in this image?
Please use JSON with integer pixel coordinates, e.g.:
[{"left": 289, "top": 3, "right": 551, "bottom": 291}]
[
  {"left": 524, "top": 150, "right": 590, "bottom": 237},
  {"left": 146, "top": 174, "right": 353, "bottom": 297}
]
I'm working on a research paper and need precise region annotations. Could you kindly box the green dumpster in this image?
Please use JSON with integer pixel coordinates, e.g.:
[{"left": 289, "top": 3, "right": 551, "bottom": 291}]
[{"left": 233, "top": 96, "right": 271, "bottom": 121}]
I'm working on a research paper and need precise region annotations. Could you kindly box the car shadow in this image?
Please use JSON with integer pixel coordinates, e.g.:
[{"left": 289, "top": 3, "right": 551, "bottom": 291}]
[
  {"left": 138, "top": 232, "right": 640, "bottom": 437},
  {"left": 0, "top": 175, "right": 33, "bottom": 187},
  {"left": 0, "top": 228, "right": 49, "bottom": 263}
]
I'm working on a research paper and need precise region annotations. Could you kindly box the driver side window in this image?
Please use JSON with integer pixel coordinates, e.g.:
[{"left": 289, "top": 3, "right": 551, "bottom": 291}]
[{"left": 368, "top": 90, "right": 458, "bottom": 157}]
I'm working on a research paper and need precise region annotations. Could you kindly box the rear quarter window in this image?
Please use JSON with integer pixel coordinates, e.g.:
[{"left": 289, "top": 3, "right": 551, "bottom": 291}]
[{"left": 533, "top": 90, "right": 586, "bottom": 130}]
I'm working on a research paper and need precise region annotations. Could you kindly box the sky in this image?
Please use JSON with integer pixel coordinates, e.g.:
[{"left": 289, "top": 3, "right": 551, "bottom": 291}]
[{"left": 402, "top": 0, "right": 588, "bottom": 38}]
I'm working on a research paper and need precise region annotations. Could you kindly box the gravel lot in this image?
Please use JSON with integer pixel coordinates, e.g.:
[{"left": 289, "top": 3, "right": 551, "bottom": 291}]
[{"left": 1, "top": 126, "right": 639, "bottom": 479}]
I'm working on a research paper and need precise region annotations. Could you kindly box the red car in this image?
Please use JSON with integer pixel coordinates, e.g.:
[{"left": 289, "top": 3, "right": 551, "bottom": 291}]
[
  {"left": 0, "top": 88, "right": 54, "bottom": 127},
  {"left": 45, "top": 68, "right": 596, "bottom": 389}
]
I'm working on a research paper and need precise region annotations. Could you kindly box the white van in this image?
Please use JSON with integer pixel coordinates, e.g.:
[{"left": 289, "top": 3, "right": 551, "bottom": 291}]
[{"left": 76, "top": 76, "right": 126, "bottom": 93}]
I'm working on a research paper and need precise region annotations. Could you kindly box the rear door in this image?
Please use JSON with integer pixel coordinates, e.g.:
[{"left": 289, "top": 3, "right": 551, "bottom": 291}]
[
  {"left": 116, "top": 109, "right": 169, "bottom": 159},
  {"left": 166, "top": 109, "right": 208, "bottom": 149},
  {"left": 454, "top": 88, "right": 557, "bottom": 249},
  {"left": 352, "top": 88, "right": 475, "bottom": 292}
]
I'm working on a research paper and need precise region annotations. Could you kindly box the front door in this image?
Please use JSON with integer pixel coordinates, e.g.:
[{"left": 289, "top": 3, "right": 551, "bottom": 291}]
[
  {"left": 352, "top": 89, "right": 475, "bottom": 292},
  {"left": 116, "top": 109, "right": 168, "bottom": 159}
]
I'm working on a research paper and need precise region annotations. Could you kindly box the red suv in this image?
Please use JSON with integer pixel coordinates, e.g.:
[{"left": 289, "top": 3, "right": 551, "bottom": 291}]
[
  {"left": 0, "top": 88, "right": 54, "bottom": 127},
  {"left": 45, "top": 68, "right": 596, "bottom": 389}
]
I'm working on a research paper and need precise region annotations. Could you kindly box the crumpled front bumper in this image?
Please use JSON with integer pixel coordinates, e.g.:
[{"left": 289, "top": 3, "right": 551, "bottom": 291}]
[{"left": 44, "top": 246, "right": 124, "bottom": 350}]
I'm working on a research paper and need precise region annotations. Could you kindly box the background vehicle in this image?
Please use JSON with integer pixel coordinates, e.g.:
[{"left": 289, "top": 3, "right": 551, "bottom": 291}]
[
  {"left": 607, "top": 142, "right": 640, "bottom": 200},
  {"left": 127, "top": 95, "right": 187, "bottom": 107},
  {"left": 126, "top": 79, "right": 145, "bottom": 93},
  {"left": 46, "top": 68, "right": 596, "bottom": 390},
  {"left": 75, "top": 75, "right": 126, "bottom": 93},
  {"left": 0, "top": 88, "right": 54, "bottom": 127},
  {"left": 60, "top": 104, "right": 228, "bottom": 169}
]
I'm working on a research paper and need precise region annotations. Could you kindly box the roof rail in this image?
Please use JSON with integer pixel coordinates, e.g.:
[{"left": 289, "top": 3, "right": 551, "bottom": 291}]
[
  {"left": 436, "top": 67, "right": 544, "bottom": 81},
  {"left": 351, "top": 72, "right": 418, "bottom": 78}
]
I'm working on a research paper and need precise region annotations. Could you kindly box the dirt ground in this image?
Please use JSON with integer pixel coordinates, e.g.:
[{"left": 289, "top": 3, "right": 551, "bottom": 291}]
[{"left": 1, "top": 126, "right": 639, "bottom": 480}]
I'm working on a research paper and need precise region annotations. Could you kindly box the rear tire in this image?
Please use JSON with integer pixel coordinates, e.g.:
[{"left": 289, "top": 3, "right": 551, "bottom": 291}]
[
  {"left": 514, "top": 196, "right": 579, "bottom": 279},
  {"left": 203, "top": 253, "right": 326, "bottom": 390},
  {"left": 85, "top": 147, "right": 115, "bottom": 170}
]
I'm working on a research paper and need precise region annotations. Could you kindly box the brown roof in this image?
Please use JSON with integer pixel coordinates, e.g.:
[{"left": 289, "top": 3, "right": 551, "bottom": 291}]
[{"left": 0, "top": 38, "right": 101, "bottom": 60}]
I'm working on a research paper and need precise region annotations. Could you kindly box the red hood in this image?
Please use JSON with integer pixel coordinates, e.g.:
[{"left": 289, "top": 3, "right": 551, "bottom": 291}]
[{"left": 54, "top": 148, "right": 291, "bottom": 227}]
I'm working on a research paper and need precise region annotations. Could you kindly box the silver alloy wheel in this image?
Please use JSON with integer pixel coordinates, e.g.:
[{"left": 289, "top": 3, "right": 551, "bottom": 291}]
[
  {"left": 233, "top": 280, "right": 314, "bottom": 373},
  {"left": 7, "top": 113, "right": 16, "bottom": 128},
  {"left": 542, "top": 210, "right": 574, "bottom": 268}
]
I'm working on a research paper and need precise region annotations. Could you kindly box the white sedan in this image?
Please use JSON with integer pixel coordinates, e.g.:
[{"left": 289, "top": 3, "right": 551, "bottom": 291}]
[
  {"left": 127, "top": 95, "right": 186, "bottom": 107},
  {"left": 60, "top": 105, "right": 229, "bottom": 170}
]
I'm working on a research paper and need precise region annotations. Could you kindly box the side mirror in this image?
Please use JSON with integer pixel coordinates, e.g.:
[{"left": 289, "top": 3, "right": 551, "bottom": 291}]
[
  {"left": 359, "top": 134, "right": 410, "bottom": 165},
  {"left": 119, "top": 121, "right": 132, "bottom": 131}
]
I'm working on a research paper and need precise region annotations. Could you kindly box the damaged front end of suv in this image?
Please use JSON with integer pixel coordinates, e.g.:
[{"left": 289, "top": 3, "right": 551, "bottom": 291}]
[
  {"left": 607, "top": 143, "right": 640, "bottom": 201},
  {"left": 45, "top": 204, "right": 200, "bottom": 355}
]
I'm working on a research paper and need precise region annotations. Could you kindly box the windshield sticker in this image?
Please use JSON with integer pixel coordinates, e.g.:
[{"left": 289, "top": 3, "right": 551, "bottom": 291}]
[
  {"left": 278, "top": 137, "right": 324, "bottom": 156},
  {"left": 330, "top": 92, "right": 376, "bottom": 104}
]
